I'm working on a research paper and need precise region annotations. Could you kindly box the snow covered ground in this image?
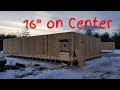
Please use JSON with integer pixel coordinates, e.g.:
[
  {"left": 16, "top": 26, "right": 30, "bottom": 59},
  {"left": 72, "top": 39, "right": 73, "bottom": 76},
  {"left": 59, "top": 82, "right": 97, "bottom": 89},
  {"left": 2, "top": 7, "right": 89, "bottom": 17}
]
[{"left": 0, "top": 50, "right": 120, "bottom": 79}]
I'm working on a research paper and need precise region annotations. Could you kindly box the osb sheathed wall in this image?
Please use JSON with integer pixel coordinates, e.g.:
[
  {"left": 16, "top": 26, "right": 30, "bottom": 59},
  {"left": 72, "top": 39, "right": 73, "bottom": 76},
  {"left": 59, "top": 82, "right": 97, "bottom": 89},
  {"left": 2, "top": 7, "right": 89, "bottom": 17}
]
[
  {"left": 101, "top": 42, "right": 115, "bottom": 50},
  {"left": 74, "top": 33, "right": 101, "bottom": 61},
  {"left": 3, "top": 39, "right": 7, "bottom": 54},
  {"left": 47, "top": 32, "right": 73, "bottom": 61},
  {"left": 3, "top": 32, "right": 101, "bottom": 62}
]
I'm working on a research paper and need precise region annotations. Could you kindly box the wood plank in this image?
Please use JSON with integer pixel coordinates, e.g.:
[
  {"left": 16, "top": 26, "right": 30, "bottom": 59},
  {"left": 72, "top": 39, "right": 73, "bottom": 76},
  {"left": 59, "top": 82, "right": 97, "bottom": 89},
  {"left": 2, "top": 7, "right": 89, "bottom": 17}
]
[{"left": 75, "top": 49, "right": 85, "bottom": 68}]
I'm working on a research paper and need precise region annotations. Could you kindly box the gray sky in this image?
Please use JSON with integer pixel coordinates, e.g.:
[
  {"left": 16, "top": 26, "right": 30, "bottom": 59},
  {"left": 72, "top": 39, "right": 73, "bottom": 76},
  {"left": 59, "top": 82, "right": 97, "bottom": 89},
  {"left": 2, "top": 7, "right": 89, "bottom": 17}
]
[{"left": 0, "top": 11, "right": 120, "bottom": 36}]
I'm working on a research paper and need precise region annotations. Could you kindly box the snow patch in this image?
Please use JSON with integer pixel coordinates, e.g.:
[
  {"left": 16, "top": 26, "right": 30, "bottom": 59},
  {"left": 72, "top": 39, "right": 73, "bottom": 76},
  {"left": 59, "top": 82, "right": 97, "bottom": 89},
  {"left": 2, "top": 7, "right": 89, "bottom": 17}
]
[{"left": 1, "top": 50, "right": 120, "bottom": 79}]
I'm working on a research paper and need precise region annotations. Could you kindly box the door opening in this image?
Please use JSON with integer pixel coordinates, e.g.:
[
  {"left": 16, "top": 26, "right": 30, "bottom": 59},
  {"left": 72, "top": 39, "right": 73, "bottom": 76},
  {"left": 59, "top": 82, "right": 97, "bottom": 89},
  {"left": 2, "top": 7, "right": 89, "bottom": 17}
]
[{"left": 59, "top": 39, "right": 69, "bottom": 60}]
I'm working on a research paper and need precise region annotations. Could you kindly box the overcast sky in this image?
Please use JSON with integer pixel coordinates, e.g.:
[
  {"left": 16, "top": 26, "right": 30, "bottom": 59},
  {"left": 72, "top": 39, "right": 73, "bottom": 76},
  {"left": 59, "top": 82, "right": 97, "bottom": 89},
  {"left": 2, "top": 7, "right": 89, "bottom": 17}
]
[{"left": 0, "top": 11, "right": 120, "bottom": 36}]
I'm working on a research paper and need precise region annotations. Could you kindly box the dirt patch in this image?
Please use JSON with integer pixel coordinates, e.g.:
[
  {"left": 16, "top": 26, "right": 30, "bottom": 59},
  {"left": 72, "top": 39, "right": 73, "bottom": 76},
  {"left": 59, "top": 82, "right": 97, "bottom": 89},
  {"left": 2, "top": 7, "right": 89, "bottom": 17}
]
[
  {"left": 15, "top": 72, "right": 33, "bottom": 78},
  {"left": 34, "top": 64, "right": 40, "bottom": 67},
  {"left": 0, "top": 63, "right": 25, "bottom": 72},
  {"left": 38, "top": 66, "right": 47, "bottom": 71},
  {"left": 15, "top": 63, "right": 25, "bottom": 68}
]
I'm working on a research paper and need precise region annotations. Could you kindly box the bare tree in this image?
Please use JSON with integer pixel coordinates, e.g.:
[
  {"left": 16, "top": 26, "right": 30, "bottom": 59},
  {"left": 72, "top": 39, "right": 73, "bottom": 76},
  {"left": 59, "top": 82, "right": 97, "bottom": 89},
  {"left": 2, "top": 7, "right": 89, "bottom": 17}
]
[{"left": 21, "top": 27, "right": 30, "bottom": 37}]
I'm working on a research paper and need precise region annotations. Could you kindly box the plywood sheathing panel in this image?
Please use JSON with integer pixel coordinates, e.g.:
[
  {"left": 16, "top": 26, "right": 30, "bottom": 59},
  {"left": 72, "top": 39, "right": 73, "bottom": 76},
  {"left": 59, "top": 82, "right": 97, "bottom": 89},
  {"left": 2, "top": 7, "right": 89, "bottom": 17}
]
[{"left": 101, "top": 42, "right": 115, "bottom": 51}]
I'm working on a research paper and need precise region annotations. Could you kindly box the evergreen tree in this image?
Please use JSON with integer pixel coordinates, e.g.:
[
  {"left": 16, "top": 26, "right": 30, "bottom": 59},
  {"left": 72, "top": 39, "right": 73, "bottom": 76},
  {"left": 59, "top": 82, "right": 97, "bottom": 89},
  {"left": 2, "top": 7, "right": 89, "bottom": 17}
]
[
  {"left": 85, "top": 29, "right": 93, "bottom": 36},
  {"left": 111, "top": 33, "right": 120, "bottom": 49},
  {"left": 94, "top": 33, "right": 100, "bottom": 38},
  {"left": 100, "top": 32, "right": 110, "bottom": 42},
  {"left": 0, "top": 33, "right": 5, "bottom": 40},
  {"left": 21, "top": 27, "right": 30, "bottom": 37},
  {"left": 6, "top": 34, "right": 16, "bottom": 39}
]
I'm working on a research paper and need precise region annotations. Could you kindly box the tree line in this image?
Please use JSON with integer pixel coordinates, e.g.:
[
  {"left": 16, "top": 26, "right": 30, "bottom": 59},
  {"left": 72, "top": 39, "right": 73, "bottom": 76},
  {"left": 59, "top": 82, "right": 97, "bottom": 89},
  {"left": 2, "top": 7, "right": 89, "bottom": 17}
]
[
  {"left": 0, "top": 28, "right": 120, "bottom": 51},
  {"left": 85, "top": 29, "right": 120, "bottom": 49}
]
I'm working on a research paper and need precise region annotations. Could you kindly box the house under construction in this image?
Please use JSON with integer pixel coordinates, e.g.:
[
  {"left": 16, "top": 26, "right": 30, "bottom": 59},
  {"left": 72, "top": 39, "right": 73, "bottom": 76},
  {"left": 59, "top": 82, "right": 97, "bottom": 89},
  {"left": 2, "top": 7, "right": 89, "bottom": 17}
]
[
  {"left": 3, "top": 32, "right": 104, "bottom": 68},
  {"left": 101, "top": 42, "right": 115, "bottom": 52}
]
